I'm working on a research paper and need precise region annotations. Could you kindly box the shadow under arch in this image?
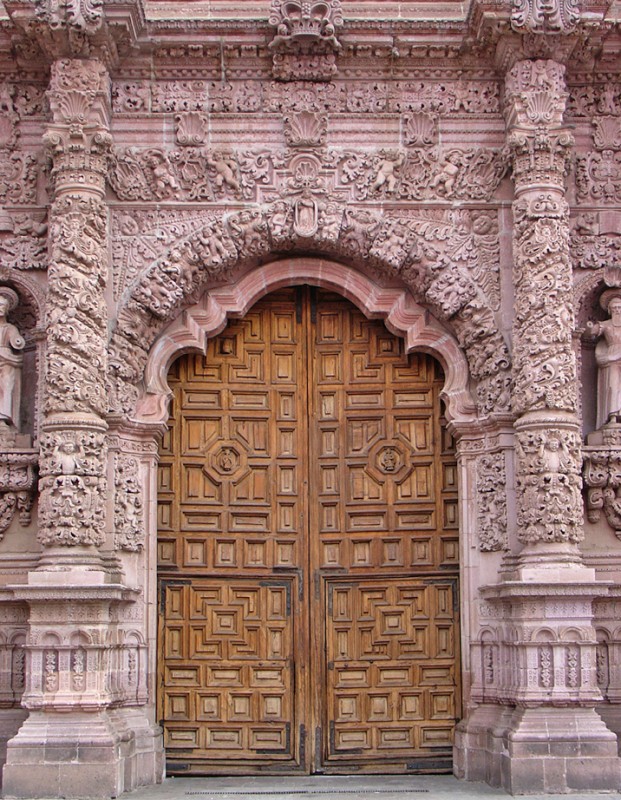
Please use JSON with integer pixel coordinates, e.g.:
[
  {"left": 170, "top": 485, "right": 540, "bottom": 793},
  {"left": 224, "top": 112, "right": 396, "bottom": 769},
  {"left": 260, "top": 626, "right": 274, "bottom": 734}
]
[{"left": 133, "top": 257, "right": 476, "bottom": 428}]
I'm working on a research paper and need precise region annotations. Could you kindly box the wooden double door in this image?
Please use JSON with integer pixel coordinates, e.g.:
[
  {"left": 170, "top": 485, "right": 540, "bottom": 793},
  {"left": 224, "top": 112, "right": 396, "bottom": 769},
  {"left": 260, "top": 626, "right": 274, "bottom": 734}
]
[{"left": 157, "top": 288, "right": 460, "bottom": 775}]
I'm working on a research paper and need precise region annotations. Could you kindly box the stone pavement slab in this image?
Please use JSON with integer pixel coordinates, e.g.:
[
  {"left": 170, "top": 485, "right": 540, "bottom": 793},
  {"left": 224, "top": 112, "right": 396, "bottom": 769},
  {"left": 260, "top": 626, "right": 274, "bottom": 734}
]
[{"left": 123, "top": 775, "right": 621, "bottom": 800}]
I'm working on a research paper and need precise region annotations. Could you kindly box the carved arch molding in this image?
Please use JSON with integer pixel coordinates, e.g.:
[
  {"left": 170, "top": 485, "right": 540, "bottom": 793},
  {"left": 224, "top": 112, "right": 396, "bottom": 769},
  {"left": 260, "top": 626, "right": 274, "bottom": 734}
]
[{"left": 108, "top": 200, "right": 511, "bottom": 422}]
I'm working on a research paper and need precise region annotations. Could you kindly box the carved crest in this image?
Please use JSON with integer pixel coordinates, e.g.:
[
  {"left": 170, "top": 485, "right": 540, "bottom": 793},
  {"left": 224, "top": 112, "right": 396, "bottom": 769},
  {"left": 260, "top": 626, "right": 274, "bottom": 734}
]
[{"left": 269, "top": 0, "right": 343, "bottom": 80}]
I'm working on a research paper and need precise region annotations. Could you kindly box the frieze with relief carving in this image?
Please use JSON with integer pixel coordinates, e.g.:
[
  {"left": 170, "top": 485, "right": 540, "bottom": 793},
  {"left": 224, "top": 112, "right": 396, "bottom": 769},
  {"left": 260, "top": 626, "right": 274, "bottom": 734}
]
[
  {"left": 108, "top": 144, "right": 507, "bottom": 206},
  {"left": 113, "top": 78, "right": 501, "bottom": 117}
]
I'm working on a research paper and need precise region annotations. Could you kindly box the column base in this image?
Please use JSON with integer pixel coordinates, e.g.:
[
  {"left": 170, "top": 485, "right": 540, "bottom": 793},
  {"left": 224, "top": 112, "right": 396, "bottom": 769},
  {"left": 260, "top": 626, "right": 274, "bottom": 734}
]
[
  {"left": 456, "top": 705, "right": 621, "bottom": 794},
  {"left": 2, "top": 709, "right": 163, "bottom": 799}
]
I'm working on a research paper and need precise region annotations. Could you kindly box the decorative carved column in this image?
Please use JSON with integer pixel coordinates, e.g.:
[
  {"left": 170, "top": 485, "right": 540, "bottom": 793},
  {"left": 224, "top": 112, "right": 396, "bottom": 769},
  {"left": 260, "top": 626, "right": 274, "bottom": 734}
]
[
  {"left": 506, "top": 60, "right": 585, "bottom": 566},
  {"left": 34, "top": 58, "right": 111, "bottom": 572},
  {"left": 2, "top": 55, "right": 163, "bottom": 800},
  {"left": 455, "top": 58, "right": 621, "bottom": 794}
]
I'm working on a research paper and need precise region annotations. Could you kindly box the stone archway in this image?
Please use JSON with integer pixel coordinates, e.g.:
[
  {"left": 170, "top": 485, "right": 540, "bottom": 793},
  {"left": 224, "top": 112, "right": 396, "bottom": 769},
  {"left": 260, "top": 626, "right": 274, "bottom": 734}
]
[
  {"left": 108, "top": 201, "right": 511, "bottom": 425},
  {"left": 135, "top": 257, "right": 474, "bottom": 427}
]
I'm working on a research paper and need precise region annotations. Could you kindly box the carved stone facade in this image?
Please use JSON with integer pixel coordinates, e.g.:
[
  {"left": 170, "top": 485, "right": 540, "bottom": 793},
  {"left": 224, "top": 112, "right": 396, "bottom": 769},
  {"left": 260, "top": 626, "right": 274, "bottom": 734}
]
[{"left": 0, "top": 1, "right": 620, "bottom": 798}]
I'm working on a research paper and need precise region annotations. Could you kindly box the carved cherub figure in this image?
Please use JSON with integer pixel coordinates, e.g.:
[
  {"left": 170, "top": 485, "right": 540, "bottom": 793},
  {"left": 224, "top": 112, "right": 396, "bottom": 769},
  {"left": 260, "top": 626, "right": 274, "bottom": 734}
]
[
  {"left": 430, "top": 151, "right": 461, "bottom": 195},
  {"left": 207, "top": 152, "right": 241, "bottom": 194},
  {"left": 370, "top": 151, "right": 406, "bottom": 194}
]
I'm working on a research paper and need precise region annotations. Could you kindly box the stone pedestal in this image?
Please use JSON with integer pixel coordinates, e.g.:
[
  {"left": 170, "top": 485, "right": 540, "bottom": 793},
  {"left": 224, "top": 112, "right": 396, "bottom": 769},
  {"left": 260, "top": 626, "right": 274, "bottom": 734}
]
[
  {"left": 0, "top": 583, "right": 163, "bottom": 798},
  {"left": 2, "top": 709, "right": 163, "bottom": 799}
]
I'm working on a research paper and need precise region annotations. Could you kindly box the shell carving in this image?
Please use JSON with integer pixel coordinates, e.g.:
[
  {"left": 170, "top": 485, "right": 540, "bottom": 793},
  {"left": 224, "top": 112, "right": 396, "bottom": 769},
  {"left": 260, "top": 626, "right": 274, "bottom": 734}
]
[
  {"left": 284, "top": 111, "right": 327, "bottom": 147},
  {"left": 525, "top": 91, "right": 557, "bottom": 125},
  {"left": 593, "top": 116, "right": 621, "bottom": 151},
  {"left": 175, "top": 112, "right": 208, "bottom": 147},
  {"left": 404, "top": 112, "right": 437, "bottom": 148}
]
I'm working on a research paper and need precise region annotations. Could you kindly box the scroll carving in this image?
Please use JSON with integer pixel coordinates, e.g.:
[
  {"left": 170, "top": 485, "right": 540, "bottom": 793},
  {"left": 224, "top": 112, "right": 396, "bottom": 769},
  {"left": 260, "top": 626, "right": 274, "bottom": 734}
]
[
  {"left": 39, "top": 58, "right": 111, "bottom": 549},
  {"left": 0, "top": 450, "right": 38, "bottom": 539},
  {"left": 584, "top": 423, "right": 621, "bottom": 539},
  {"left": 108, "top": 203, "right": 511, "bottom": 419},
  {"left": 505, "top": 60, "right": 583, "bottom": 546}
]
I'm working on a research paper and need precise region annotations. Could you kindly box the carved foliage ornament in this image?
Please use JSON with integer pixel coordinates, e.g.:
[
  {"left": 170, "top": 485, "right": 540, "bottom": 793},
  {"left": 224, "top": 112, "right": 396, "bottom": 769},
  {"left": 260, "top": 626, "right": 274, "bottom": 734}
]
[
  {"left": 114, "top": 454, "right": 144, "bottom": 552},
  {"left": 45, "top": 194, "right": 108, "bottom": 418},
  {"left": 269, "top": 0, "right": 344, "bottom": 80},
  {"left": 511, "top": 194, "right": 577, "bottom": 416},
  {"left": 511, "top": 0, "right": 580, "bottom": 34},
  {"left": 34, "top": 0, "right": 103, "bottom": 36},
  {"left": 0, "top": 451, "right": 38, "bottom": 539},
  {"left": 476, "top": 453, "right": 508, "bottom": 551}
]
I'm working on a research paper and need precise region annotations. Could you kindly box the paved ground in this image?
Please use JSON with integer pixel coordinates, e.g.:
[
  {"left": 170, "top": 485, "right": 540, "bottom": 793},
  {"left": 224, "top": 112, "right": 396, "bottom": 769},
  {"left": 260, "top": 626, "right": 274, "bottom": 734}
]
[{"left": 126, "top": 775, "right": 621, "bottom": 800}]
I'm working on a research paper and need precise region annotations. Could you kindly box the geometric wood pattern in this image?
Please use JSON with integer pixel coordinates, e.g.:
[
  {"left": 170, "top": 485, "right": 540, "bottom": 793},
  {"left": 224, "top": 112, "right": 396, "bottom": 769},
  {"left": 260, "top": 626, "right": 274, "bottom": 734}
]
[{"left": 158, "top": 288, "right": 460, "bottom": 774}]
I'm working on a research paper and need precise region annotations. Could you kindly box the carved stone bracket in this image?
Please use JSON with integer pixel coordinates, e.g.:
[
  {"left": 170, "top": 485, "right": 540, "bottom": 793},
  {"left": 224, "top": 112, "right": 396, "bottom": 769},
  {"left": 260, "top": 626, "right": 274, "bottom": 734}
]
[
  {"left": 584, "top": 420, "right": 621, "bottom": 538},
  {"left": 0, "top": 448, "right": 38, "bottom": 539}
]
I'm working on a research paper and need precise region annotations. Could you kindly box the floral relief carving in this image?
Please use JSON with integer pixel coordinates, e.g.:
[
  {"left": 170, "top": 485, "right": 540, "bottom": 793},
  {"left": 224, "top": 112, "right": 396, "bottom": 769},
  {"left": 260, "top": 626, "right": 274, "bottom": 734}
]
[
  {"left": 112, "top": 78, "right": 500, "bottom": 117},
  {"left": 576, "top": 150, "right": 621, "bottom": 204},
  {"left": 109, "top": 143, "right": 507, "bottom": 206},
  {"left": 539, "top": 644, "right": 553, "bottom": 688},
  {"left": 38, "top": 57, "right": 111, "bottom": 550},
  {"left": 583, "top": 425, "right": 621, "bottom": 539},
  {"left": 337, "top": 146, "right": 507, "bottom": 203},
  {"left": 511, "top": 195, "right": 577, "bottom": 415},
  {"left": 0, "top": 214, "right": 48, "bottom": 271},
  {"left": 109, "top": 147, "right": 264, "bottom": 202},
  {"left": 476, "top": 453, "right": 509, "bottom": 552},
  {"left": 108, "top": 202, "right": 510, "bottom": 418},
  {"left": 45, "top": 194, "right": 108, "bottom": 417},
  {"left": 114, "top": 454, "right": 144, "bottom": 552}
]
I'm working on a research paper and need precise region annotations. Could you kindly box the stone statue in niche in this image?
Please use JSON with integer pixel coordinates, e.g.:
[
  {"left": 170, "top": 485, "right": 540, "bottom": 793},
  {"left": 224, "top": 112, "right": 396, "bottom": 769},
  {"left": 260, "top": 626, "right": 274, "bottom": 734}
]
[
  {"left": 588, "top": 290, "right": 621, "bottom": 428},
  {"left": 0, "top": 287, "right": 25, "bottom": 435}
]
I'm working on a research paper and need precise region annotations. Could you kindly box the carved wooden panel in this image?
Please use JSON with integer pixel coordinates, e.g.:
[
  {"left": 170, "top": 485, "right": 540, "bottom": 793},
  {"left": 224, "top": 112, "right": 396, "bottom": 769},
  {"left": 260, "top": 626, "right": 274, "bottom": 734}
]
[
  {"left": 158, "top": 288, "right": 459, "bottom": 774},
  {"left": 310, "top": 293, "right": 460, "bottom": 771},
  {"left": 324, "top": 578, "right": 458, "bottom": 764},
  {"left": 158, "top": 290, "right": 308, "bottom": 773}
]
